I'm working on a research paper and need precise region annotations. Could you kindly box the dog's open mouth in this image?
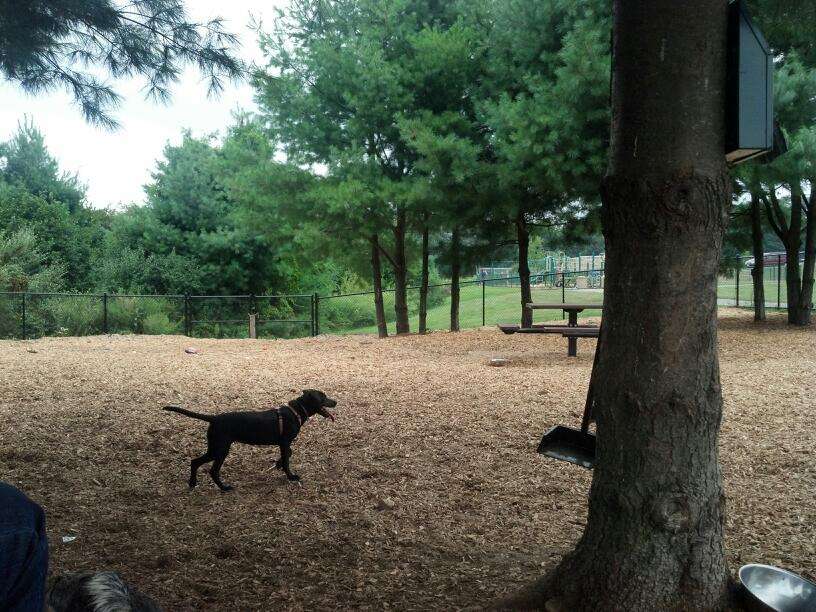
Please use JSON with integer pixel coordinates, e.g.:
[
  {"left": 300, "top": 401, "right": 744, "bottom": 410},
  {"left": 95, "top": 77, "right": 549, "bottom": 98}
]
[{"left": 318, "top": 407, "right": 335, "bottom": 421}]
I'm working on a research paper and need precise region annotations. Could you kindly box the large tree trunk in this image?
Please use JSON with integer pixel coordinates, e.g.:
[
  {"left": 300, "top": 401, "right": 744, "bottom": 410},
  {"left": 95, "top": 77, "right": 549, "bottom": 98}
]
[
  {"left": 785, "top": 191, "right": 804, "bottom": 324},
  {"left": 419, "top": 219, "right": 430, "bottom": 334},
  {"left": 392, "top": 208, "right": 410, "bottom": 334},
  {"left": 792, "top": 191, "right": 815, "bottom": 325},
  {"left": 370, "top": 235, "right": 388, "bottom": 339},
  {"left": 750, "top": 193, "right": 766, "bottom": 321},
  {"left": 499, "top": 2, "right": 731, "bottom": 610},
  {"left": 516, "top": 211, "right": 533, "bottom": 328},
  {"left": 449, "top": 227, "right": 460, "bottom": 332}
]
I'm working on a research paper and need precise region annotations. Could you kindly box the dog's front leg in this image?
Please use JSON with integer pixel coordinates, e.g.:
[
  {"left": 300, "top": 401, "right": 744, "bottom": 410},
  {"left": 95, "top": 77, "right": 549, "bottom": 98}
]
[{"left": 279, "top": 444, "right": 300, "bottom": 481}]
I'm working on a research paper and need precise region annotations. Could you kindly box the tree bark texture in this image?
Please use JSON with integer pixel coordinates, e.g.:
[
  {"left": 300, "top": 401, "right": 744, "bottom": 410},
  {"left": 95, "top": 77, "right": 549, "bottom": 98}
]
[
  {"left": 370, "top": 235, "right": 388, "bottom": 339},
  {"left": 392, "top": 208, "right": 410, "bottom": 334},
  {"left": 799, "top": 192, "right": 816, "bottom": 324},
  {"left": 517, "top": 211, "right": 533, "bottom": 328},
  {"left": 419, "top": 220, "right": 430, "bottom": 334},
  {"left": 503, "top": 2, "right": 733, "bottom": 610},
  {"left": 450, "top": 227, "right": 461, "bottom": 332},
  {"left": 750, "top": 193, "right": 766, "bottom": 321},
  {"left": 785, "top": 191, "right": 804, "bottom": 324}
]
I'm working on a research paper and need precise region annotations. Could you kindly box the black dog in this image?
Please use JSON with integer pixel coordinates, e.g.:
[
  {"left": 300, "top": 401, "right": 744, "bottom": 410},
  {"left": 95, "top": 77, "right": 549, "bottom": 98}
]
[{"left": 163, "top": 389, "right": 337, "bottom": 491}]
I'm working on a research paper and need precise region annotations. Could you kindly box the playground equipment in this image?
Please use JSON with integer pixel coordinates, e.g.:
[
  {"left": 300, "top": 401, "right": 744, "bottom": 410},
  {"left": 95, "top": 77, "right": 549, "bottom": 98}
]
[{"left": 476, "top": 252, "right": 605, "bottom": 282}]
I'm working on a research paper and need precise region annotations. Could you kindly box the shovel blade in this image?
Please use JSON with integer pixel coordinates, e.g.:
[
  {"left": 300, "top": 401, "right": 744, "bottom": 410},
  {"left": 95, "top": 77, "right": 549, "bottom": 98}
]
[{"left": 537, "top": 425, "right": 596, "bottom": 469}]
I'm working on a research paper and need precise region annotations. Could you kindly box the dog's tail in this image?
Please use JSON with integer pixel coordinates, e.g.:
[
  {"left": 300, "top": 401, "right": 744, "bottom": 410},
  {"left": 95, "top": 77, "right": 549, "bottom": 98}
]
[{"left": 162, "top": 405, "right": 215, "bottom": 422}]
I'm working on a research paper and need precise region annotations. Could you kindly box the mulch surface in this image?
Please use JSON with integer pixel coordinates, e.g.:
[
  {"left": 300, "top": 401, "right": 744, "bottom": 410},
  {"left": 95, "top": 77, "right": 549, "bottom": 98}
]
[{"left": 0, "top": 309, "right": 813, "bottom": 610}]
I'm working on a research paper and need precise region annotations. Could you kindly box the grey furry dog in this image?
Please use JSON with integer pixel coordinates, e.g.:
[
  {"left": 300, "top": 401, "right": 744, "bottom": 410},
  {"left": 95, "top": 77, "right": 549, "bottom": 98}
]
[{"left": 46, "top": 571, "right": 162, "bottom": 612}]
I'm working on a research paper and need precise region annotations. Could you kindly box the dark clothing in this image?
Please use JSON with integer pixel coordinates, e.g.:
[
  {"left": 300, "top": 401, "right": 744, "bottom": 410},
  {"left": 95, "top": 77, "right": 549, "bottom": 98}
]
[{"left": 0, "top": 482, "right": 48, "bottom": 612}]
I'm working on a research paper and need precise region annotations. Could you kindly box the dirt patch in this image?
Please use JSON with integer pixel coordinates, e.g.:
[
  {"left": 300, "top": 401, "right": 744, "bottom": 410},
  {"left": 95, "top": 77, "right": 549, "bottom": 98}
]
[{"left": 0, "top": 310, "right": 814, "bottom": 610}]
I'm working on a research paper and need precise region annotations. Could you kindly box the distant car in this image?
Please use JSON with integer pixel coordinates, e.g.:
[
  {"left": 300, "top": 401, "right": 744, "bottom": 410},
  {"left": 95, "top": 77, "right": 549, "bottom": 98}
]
[{"left": 745, "top": 252, "right": 804, "bottom": 268}]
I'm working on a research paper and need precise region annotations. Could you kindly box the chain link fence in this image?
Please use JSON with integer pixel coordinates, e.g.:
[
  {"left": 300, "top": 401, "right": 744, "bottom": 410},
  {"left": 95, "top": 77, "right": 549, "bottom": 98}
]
[
  {"left": 1, "top": 259, "right": 811, "bottom": 340},
  {"left": 0, "top": 292, "right": 316, "bottom": 340}
]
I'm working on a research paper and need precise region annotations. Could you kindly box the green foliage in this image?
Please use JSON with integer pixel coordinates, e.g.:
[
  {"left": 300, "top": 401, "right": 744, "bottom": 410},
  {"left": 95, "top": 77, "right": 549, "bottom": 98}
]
[
  {"left": 0, "top": 0, "right": 243, "bottom": 128},
  {"left": 107, "top": 297, "right": 182, "bottom": 335},
  {"left": 97, "top": 125, "right": 305, "bottom": 296},
  {"left": 39, "top": 296, "right": 101, "bottom": 337},
  {"left": 0, "top": 228, "right": 64, "bottom": 292},
  {"left": 0, "top": 121, "right": 104, "bottom": 289}
]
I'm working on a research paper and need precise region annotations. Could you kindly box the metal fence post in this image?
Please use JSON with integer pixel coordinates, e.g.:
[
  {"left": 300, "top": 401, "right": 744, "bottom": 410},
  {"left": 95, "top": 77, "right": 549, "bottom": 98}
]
[
  {"left": 309, "top": 294, "right": 314, "bottom": 336},
  {"left": 21, "top": 293, "right": 26, "bottom": 340},
  {"left": 482, "top": 280, "right": 486, "bottom": 327},
  {"left": 103, "top": 292, "right": 108, "bottom": 334},
  {"left": 777, "top": 256, "right": 781, "bottom": 308},
  {"left": 313, "top": 293, "right": 320, "bottom": 336},
  {"left": 184, "top": 294, "right": 191, "bottom": 336},
  {"left": 562, "top": 273, "right": 566, "bottom": 322}
]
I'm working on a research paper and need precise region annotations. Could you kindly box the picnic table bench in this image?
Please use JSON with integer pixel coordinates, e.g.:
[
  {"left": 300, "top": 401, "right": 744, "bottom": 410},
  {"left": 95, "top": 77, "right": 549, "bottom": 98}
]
[{"left": 499, "top": 303, "right": 603, "bottom": 356}]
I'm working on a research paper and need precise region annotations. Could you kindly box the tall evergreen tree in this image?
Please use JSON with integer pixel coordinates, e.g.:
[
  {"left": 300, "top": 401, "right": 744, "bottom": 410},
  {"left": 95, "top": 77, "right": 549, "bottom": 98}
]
[{"left": 500, "top": 1, "right": 733, "bottom": 608}]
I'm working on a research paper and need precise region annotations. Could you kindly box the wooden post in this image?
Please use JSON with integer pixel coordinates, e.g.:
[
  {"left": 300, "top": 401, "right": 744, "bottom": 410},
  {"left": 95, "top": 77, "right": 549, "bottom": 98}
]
[
  {"left": 249, "top": 313, "right": 257, "bottom": 339},
  {"left": 735, "top": 262, "right": 740, "bottom": 307}
]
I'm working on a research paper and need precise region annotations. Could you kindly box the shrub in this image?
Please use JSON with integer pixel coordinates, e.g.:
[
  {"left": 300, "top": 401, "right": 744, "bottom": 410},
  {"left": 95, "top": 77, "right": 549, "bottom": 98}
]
[
  {"left": 142, "top": 312, "right": 177, "bottom": 335},
  {"left": 40, "top": 296, "right": 101, "bottom": 336},
  {"left": 107, "top": 297, "right": 181, "bottom": 334}
]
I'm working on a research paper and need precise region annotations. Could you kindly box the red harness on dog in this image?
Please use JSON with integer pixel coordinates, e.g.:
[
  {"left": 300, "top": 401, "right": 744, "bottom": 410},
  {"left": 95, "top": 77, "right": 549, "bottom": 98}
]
[{"left": 276, "top": 404, "right": 305, "bottom": 437}]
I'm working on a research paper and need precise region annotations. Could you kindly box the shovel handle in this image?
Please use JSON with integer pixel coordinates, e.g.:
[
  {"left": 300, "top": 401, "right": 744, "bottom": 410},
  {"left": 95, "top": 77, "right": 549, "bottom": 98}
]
[{"left": 580, "top": 323, "right": 602, "bottom": 434}]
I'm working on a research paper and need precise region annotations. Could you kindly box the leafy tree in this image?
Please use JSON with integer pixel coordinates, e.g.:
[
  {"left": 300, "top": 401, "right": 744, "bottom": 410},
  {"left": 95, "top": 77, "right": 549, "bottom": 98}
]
[
  {"left": 256, "top": 0, "right": 468, "bottom": 335},
  {"left": 0, "top": 0, "right": 243, "bottom": 128},
  {"left": 477, "top": 0, "right": 610, "bottom": 326},
  {"left": 0, "top": 228, "right": 64, "bottom": 293},
  {"left": 400, "top": 111, "right": 486, "bottom": 331},
  {"left": 0, "top": 121, "right": 104, "bottom": 289},
  {"left": 101, "top": 128, "right": 295, "bottom": 295},
  {"left": 735, "top": 54, "right": 816, "bottom": 325},
  {"left": 0, "top": 119, "right": 84, "bottom": 212}
]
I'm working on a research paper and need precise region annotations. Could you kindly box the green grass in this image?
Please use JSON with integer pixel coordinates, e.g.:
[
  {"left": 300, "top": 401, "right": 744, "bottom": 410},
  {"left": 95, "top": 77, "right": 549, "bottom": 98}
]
[
  {"left": 716, "top": 270, "right": 816, "bottom": 306},
  {"left": 316, "top": 270, "right": 815, "bottom": 337},
  {"left": 321, "top": 283, "right": 604, "bottom": 335}
]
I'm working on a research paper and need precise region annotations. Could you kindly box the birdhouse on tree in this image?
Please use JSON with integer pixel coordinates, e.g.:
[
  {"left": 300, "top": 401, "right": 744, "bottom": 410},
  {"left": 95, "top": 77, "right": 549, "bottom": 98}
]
[{"left": 725, "top": 0, "right": 774, "bottom": 165}]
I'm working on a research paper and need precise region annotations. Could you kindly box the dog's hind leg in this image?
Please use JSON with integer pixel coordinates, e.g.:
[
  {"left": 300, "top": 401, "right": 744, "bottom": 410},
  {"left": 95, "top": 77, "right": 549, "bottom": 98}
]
[
  {"left": 189, "top": 451, "right": 214, "bottom": 489},
  {"left": 209, "top": 445, "right": 233, "bottom": 492}
]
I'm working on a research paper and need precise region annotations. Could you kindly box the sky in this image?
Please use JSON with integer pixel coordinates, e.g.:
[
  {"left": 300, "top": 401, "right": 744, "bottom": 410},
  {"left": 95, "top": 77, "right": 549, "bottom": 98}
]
[{"left": 0, "top": 1, "right": 285, "bottom": 210}]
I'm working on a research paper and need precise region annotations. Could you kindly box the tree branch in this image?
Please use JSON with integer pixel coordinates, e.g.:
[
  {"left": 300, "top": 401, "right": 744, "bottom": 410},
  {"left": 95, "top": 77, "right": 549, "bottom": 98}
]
[
  {"left": 376, "top": 243, "right": 397, "bottom": 269},
  {"left": 761, "top": 194, "right": 785, "bottom": 244}
]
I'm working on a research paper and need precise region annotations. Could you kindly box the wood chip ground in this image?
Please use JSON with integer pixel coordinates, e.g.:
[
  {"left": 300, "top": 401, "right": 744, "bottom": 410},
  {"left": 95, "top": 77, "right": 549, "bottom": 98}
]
[{"left": 0, "top": 309, "right": 813, "bottom": 610}]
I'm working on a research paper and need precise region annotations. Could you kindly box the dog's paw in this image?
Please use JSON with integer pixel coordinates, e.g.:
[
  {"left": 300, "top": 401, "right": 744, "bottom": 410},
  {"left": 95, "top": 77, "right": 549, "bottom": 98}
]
[
  {"left": 287, "top": 474, "right": 301, "bottom": 482},
  {"left": 219, "top": 485, "right": 234, "bottom": 492}
]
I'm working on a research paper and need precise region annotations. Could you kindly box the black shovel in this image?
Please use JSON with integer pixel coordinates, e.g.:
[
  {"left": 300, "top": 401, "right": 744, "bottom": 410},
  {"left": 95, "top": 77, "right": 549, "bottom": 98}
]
[{"left": 536, "top": 327, "right": 600, "bottom": 469}]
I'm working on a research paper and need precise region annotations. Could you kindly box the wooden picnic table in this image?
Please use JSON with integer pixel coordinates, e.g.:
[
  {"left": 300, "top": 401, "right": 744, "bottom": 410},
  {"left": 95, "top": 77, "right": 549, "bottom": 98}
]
[
  {"left": 526, "top": 303, "right": 604, "bottom": 355},
  {"left": 526, "top": 303, "right": 604, "bottom": 327}
]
